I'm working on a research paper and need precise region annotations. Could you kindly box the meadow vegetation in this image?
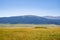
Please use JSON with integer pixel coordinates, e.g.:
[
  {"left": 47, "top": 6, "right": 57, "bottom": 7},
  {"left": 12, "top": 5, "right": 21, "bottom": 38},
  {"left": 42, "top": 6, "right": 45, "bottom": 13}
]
[{"left": 0, "top": 24, "right": 60, "bottom": 40}]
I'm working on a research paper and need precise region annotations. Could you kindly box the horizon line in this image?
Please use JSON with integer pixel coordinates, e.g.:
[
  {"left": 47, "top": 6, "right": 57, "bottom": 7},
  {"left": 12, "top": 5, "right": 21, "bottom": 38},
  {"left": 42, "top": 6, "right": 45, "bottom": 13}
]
[{"left": 0, "top": 15, "right": 60, "bottom": 17}]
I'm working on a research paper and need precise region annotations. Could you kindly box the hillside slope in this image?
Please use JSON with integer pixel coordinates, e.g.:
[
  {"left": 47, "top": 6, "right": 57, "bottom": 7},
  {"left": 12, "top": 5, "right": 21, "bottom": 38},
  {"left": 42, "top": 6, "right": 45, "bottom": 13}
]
[{"left": 0, "top": 15, "right": 60, "bottom": 25}]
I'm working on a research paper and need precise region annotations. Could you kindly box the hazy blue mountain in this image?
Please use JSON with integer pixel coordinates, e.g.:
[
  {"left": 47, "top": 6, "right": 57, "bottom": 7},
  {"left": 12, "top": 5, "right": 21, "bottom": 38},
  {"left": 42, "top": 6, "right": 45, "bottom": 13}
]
[
  {"left": 44, "top": 16, "right": 60, "bottom": 19},
  {"left": 0, "top": 15, "right": 60, "bottom": 25}
]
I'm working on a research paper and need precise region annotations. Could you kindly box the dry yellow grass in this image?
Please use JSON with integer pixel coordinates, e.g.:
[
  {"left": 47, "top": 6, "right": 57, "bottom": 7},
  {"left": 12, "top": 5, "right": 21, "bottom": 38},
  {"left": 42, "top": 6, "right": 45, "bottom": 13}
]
[{"left": 0, "top": 27, "right": 60, "bottom": 40}]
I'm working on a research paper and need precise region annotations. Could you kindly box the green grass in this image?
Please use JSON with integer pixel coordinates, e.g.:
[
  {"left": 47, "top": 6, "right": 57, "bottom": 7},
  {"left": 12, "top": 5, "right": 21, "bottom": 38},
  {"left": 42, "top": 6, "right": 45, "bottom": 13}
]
[{"left": 0, "top": 27, "right": 60, "bottom": 40}]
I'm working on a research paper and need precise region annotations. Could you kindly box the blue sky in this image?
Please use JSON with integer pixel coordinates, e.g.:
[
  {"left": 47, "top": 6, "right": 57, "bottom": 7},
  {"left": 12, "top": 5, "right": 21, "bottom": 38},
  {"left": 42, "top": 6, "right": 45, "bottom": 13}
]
[{"left": 0, "top": 0, "right": 60, "bottom": 17}]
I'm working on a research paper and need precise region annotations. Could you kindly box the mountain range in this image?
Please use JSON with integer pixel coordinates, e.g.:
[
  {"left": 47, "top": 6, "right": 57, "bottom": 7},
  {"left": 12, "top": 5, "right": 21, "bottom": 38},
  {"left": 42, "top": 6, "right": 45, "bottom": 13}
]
[
  {"left": 44, "top": 16, "right": 60, "bottom": 19},
  {"left": 0, "top": 15, "right": 60, "bottom": 25}
]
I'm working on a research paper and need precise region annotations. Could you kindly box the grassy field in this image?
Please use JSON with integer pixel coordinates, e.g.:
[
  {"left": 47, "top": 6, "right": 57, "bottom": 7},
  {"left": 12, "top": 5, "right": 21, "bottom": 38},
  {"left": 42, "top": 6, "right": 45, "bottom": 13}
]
[{"left": 0, "top": 24, "right": 60, "bottom": 40}]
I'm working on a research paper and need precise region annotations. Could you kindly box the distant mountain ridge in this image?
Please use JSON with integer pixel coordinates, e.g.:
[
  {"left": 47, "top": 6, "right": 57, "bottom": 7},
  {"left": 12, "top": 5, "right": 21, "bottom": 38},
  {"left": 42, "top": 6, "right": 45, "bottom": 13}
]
[
  {"left": 0, "top": 15, "right": 60, "bottom": 25},
  {"left": 44, "top": 16, "right": 60, "bottom": 19}
]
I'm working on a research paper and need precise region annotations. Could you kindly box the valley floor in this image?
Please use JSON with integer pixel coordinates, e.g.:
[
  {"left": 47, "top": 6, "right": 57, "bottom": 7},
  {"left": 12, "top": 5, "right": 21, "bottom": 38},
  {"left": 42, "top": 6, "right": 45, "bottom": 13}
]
[{"left": 0, "top": 27, "right": 60, "bottom": 40}]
